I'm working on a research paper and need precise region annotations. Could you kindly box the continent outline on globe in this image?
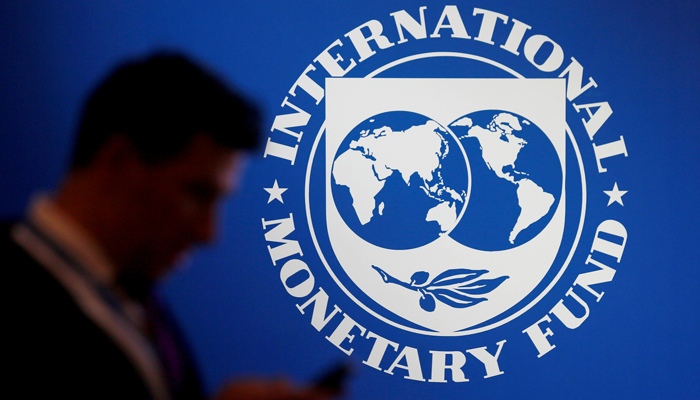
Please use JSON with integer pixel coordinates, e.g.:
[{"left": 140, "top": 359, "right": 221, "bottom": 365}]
[
  {"left": 331, "top": 110, "right": 470, "bottom": 250},
  {"left": 451, "top": 112, "right": 556, "bottom": 245}
]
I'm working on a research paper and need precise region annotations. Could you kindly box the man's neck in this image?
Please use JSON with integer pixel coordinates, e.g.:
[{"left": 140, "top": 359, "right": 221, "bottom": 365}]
[{"left": 53, "top": 170, "right": 152, "bottom": 300}]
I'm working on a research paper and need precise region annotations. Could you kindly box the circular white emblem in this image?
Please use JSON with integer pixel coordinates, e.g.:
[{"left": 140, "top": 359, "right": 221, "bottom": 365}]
[{"left": 261, "top": 5, "right": 628, "bottom": 382}]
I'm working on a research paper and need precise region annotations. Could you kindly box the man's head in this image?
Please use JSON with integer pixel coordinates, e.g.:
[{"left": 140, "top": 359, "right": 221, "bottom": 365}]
[
  {"left": 58, "top": 53, "right": 260, "bottom": 296},
  {"left": 72, "top": 53, "right": 259, "bottom": 169}
]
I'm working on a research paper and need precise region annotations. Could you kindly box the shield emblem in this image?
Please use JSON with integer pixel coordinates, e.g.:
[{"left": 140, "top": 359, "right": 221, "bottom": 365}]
[{"left": 320, "top": 78, "right": 567, "bottom": 334}]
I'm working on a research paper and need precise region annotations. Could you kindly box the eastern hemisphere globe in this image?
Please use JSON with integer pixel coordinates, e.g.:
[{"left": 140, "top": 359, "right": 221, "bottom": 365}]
[
  {"left": 448, "top": 110, "right": 562, "bottom": 251},
  {"left": 331, "top": 111, "right": 469, "bottom": 250}
]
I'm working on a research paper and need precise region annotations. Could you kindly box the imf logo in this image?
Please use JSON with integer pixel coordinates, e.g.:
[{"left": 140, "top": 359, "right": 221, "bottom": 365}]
[{"left": 261, "top": 5, "right": 628, "bottom": 382}]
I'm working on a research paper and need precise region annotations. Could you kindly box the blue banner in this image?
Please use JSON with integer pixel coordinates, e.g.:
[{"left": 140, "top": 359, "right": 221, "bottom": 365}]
[{"left": 1, "top": 1, "right": 698, "bottom": 399}]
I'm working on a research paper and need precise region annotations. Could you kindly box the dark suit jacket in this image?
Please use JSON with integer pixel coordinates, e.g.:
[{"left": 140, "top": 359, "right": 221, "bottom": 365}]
[{"left": 4, "top": 220, "right": 203, "bottom": 400}]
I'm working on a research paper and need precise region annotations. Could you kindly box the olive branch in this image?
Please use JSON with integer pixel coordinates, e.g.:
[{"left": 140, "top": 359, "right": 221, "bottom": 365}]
[{"left": 372, "top": 266, "right": 508, "bottom": 312}]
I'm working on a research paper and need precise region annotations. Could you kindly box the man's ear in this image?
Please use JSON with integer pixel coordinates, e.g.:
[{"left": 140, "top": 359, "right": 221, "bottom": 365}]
[{"left": 93, "top": 134, "right": 144, "bottom": 175}]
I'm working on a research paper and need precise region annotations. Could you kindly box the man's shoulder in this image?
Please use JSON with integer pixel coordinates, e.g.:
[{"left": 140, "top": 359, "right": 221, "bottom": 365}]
[
  {"left": 3, "top": 218, "right": 154, "bottom": 399},
  {"left": 0, "top": 218, "right": 21, "bottom": 252},
  {"left": 2, "top": 218, "right": 79, "bottom": 314},
  {"left": 2, "top": 217, "right": 110, "bottom": 348}
]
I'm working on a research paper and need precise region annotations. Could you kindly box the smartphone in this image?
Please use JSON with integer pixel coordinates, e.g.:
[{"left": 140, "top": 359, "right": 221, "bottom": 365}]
[{"left": 313, "top": 361, "right": 352, "bottom": 396}]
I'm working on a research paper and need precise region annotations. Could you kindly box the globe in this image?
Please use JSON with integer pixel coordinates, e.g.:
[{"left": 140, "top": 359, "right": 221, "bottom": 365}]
[
  {"left": 331, "top": 111, "right": 469, "bottom": 250},
  {"left": 448, "top": 110, "right": 562, "bottom": 251}
]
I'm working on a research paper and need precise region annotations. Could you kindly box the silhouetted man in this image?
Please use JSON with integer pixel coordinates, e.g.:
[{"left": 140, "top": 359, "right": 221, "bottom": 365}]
[{"left": 5, "top": 53, "right": 330, "bottom": 400}]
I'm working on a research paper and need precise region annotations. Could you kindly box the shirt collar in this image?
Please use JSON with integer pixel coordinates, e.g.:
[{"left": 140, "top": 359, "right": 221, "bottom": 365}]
[{"left": 27, "top": 193, "right": 117, "bottom": 287}]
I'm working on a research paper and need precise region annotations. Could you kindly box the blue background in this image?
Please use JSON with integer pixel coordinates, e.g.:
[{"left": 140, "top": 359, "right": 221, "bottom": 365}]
[{"left": 1, "top": 1, "right": 698, "bottom": 399}]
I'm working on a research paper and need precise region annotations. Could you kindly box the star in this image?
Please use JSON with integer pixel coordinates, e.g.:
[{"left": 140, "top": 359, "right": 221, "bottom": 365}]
[
  {"left": 604, "top": 182, "right": 627, "bottom": 206},
  {"left": 264, "top": 180, "right": 288, "bottom": 204}
]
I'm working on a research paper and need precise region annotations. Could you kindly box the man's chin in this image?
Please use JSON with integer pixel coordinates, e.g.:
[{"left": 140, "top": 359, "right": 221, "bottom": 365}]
[
  {"left": 121, "top": 249, "right": 194, "bottom": 299},
  {"left": 160, "top": 250, "right": 194, "bottom": 278},
  {"left": 119, "top": 272, "right": 157, "bottom": 303}
]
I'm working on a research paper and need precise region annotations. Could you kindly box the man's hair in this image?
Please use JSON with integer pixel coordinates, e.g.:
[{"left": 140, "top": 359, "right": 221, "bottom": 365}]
[{"left": 71, "top": 52, "right": 260, "bottom": 169}]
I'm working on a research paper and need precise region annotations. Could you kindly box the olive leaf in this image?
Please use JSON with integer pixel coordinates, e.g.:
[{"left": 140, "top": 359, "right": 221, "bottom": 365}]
[
  {"left": 372, "top": 266, "right": 508, "bottom": 312},
  {"left": 410, "top": 271, "right": 430, "bottom": 285}
]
